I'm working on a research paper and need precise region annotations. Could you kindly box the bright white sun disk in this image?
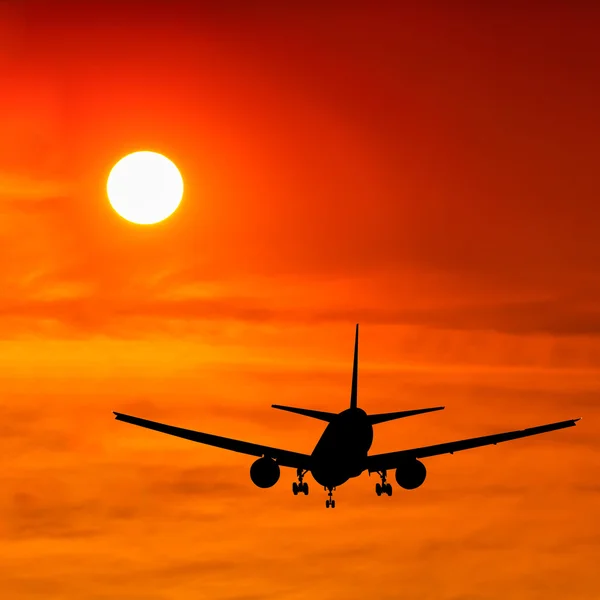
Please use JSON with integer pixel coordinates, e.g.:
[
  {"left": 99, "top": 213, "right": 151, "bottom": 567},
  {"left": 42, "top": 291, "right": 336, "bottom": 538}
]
[{"left": 107, "top": 151, "right": 183, "bottom": 224}]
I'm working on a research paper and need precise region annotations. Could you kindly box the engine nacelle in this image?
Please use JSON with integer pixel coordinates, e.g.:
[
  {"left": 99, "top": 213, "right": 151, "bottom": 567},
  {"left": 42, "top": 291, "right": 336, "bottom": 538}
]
[
  {"left": 395, "top": 459, "right": 427, "bottom": 490},
  {"left": 250, "top": 457, "right": 280, "bottom": 488}
]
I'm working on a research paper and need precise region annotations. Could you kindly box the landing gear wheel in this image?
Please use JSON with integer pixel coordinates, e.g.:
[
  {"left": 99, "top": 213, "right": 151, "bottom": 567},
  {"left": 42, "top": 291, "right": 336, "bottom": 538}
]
[
  {"left": 325, "top": 487, "right": 336, "bottom": 508},
  {"left": 375, "top": 470, "right": 392, "bottom": 497},
  {"left": 295, "top": 468, "right": 308, "bottom": 496}
]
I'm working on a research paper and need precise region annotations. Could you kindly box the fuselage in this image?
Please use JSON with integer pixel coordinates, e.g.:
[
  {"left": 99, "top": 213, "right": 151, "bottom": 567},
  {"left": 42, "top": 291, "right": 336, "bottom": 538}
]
[{"left": 310, "top": 407, "right": 374, "bottom": 488}]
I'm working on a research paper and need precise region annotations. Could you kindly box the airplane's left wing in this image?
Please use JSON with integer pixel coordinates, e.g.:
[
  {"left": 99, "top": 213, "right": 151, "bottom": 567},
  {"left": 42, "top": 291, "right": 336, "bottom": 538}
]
[
  {"left": 113, "top": 412, "right": 311, "bottom": 470},
  {"left": 367, "top": 417, "right": 580, "bottom": 473}
]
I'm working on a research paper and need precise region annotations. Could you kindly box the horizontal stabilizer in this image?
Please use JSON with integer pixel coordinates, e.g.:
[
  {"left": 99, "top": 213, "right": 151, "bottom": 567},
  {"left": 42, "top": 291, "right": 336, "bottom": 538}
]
[
  {"left": 272, "top": 404, "right": 337, "bottom": 422},
  {"left": 368, "top": 406, "right": 445, "bottom": 425}
]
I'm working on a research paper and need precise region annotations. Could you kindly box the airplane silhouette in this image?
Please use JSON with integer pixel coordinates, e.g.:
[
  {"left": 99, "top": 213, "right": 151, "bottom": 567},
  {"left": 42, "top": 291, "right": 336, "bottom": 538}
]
[{"left": 114, "top": 324, "right": 581, "bottom": 508}]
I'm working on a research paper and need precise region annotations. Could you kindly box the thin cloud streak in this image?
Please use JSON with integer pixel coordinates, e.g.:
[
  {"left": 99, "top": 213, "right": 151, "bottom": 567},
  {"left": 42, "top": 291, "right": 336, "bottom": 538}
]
[{"left": 1, "top": 291, "right": 600, "bottom": 338}]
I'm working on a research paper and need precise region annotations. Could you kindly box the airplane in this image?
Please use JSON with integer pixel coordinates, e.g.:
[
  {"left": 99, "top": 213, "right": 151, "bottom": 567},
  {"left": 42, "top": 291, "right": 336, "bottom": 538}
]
[{"left": 114, "top": 324, "right": 581, "bottom": 508}]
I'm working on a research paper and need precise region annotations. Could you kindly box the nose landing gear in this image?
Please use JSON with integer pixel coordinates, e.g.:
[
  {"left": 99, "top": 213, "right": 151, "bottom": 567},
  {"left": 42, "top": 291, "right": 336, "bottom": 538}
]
[
  {"left": 325, "top": 487, "right": 336, "bottom": 508},
  {"left": 375, "top": 470, "right": 392, "bottom": 497},
  {"left": 292, "top": 468, "right": 309, "bottom": 496}
]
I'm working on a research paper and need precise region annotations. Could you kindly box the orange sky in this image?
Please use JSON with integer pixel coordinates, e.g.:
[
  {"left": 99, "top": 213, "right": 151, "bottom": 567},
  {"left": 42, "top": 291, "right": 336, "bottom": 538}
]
[{"left": 1, "top": 2, "right": 599, "bottom": 599}]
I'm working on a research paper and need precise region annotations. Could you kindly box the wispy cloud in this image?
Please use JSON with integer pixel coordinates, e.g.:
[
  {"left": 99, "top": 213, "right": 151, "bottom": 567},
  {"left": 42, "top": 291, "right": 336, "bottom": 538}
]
[
  {"left": 0, "top": 172, "right": 71, "bottom": 203},
  {"left": 1, "top": 287, "right": 600, "bottom": 339}
]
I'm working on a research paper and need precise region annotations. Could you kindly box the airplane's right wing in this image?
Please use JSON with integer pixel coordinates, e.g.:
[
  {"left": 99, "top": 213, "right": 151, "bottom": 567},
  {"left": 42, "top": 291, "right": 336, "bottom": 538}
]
[
  {"left": 114, "top": 412, "right": 311, "bottom": 470},
  {"left": 368, "top": 406, "right": 445, "bottom": 424},
  {"left": 367, "top": 417, "right": 581, "bottom": 473},
  {"left": 271, "top": 404, "right": 337, "bottom": 422}
]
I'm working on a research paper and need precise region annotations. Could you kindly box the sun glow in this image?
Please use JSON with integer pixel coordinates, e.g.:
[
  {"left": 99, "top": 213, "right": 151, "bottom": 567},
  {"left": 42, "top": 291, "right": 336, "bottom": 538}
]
[{"left": 106, "top": 151, "right": 184, "bottom": 224}]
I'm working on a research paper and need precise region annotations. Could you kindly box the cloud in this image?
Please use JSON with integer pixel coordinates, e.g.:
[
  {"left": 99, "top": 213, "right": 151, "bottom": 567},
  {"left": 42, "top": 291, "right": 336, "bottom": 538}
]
[
  {"left": 0, "top": 172, "right": 71, "bottom": 203},
  {"left": 360, "top": 297, "right": 600, "bottom": 336},
  {"left": 142, "top": 464, "right": 247, "bottom": 498},
  {"left": 1, "top": 289, "right": 600, "bottom": 339},
  {"left": 5, "top": 491, "right": 102, "bottom": 540}
]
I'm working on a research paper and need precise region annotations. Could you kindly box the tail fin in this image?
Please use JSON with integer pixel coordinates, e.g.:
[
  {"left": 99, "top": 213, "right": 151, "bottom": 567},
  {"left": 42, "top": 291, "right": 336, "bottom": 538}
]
[
  {"left": 271, "top": 405, "right": 336, "bottom": 422},
  {"left": 368, "top": 406, "right": 445, "bottom": 424},
  {"left": 350, "top": 324, "right": 359, "bottom": 409}
]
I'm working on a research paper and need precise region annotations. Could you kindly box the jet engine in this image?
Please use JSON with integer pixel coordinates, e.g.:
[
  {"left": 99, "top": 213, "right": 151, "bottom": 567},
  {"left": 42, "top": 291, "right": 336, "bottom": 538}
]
[
  {"left": 395, "top": 459, "right": 427, "bottom": 490},
  {"left": 250, "top": 457, "right": 280, "bottom": 488}
]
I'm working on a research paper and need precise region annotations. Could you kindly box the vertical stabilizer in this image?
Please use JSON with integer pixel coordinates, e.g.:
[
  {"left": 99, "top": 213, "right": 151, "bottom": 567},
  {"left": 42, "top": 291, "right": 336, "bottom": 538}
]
[{"left": 350, "top": 324, "right": 359, "bottom": 409}]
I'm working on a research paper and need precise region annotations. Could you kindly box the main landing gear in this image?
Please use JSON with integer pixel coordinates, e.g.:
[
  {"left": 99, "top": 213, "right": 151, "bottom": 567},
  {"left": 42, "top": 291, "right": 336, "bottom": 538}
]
[
  {"left": 375, "top": 470, "right": 392, "bottom": 497},
  {"left": 325, "top": 487, "right": 336, "bottom": 509},
  {"left": 292, "top": 468, "right": 309, "bottom": 496}
]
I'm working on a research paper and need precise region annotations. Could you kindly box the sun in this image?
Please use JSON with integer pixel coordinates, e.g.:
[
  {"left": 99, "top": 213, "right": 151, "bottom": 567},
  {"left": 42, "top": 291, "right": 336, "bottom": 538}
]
[{"left": 106, "top": 151, "right": 184, "bottom": 225}]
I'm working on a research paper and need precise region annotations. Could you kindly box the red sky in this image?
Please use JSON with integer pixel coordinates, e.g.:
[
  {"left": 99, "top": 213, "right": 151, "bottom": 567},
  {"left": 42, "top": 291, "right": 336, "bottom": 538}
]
[{"left": 1, "top": 2, "right": 599, "bottom": 598}]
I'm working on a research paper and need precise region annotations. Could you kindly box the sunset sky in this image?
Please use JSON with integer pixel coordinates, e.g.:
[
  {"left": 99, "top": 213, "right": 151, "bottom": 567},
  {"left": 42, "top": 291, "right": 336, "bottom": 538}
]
[{"left": 1, "top": 1, "right": 599, "bottom": 598}]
